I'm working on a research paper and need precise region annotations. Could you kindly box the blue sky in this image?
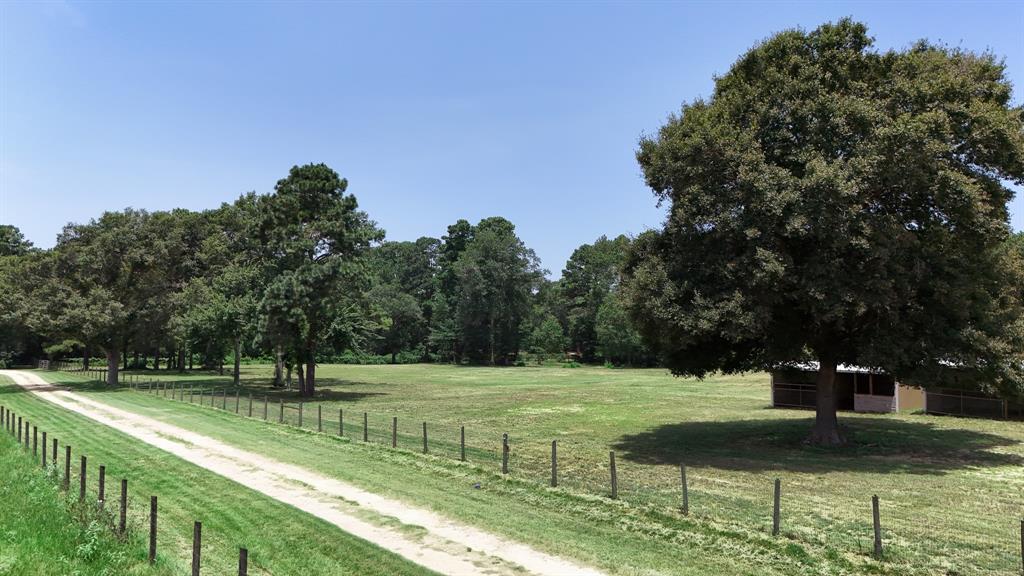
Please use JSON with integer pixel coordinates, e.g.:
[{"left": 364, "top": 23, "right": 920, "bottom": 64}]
[{"left": 2, "top": 1, "right": 1022, "bottom": 276}]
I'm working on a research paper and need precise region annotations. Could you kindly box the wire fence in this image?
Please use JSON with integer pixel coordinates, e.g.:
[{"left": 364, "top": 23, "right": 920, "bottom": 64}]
[
  {"left": 37, "top": 362, "right": 1024, "bottom": 575},
  {"left": 0, "top": 403, "right": 252, "bottom": 575}
]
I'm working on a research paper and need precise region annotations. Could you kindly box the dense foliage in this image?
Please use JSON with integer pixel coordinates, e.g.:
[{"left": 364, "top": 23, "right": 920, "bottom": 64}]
[
  {"left": 623, "top": 19, "right": 1024, "bottom": 444},
  {"left": 0, "top": 165, "right": 647, "bottom": 378}
]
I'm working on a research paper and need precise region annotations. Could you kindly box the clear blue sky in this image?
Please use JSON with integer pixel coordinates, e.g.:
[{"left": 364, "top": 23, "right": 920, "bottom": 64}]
[{"left": 2, "top": 1, "right": 1022, "bottom": 276}]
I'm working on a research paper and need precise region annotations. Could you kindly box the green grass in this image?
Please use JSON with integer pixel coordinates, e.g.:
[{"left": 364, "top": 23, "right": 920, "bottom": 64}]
[
  {"left": 21, "top": 364, "right": 1024, "bottom": 574},
  {"left": 0, "top": 377, "right": 438, "bottom": 576},
  {"left": 0, "top": 430, "right": 176, "bottom": 576}
]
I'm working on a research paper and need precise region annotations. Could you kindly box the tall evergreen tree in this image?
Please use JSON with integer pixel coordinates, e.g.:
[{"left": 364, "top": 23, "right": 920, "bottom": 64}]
[{"left": 256, "top": 163, "right": 382, "bottom": 396}]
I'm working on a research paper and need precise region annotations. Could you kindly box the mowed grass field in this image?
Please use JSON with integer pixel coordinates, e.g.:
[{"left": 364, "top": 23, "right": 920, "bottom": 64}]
[{"left": 22, "top": 364, "right": 1024, "bottom": 575}]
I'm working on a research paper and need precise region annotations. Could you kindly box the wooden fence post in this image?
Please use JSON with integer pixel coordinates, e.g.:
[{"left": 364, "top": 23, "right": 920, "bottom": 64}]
[
  {"left": 422, "top": 422, "right": 428, "bottom": 454},
  {"left": 279, "top": 399, "right": 284, "bottom": 423},
  {"left": 363, "top": 412, "right": 368, "bottom": 442},
  {"left": 17, "top": 416, "right": 21, "bottom": 443},
  {"left": 392, "top": 417, "right": 398, "bottom": 448},
  {"left": 238, "top": 547, "right": 248, "bottom": 576},
  {"left": 609, "top": 451, "right": 618, "bottom": 499},
  {"left": 41, "top": 431, "right": 47, "bottom": 468},
  {"left": 772, "top": 478, "right": 781, "bottom": 536},
  {"left": 460, "top": 426, "right": 466, "bottom": 462},
  {"left": 189, "top": 385, "right": 194, "bottom": 403},
  {"left": 680, "top": 463, "right": 689, "bottom": 516},
  {"left": 119, "top": 479, "right": 128, "bottom": 535},
  {"left": 222, "top": 389, "right": 227, "bottom": 411},
  {"left": 248, "top": 394, "right": 253, "bottom": 418},
  {"left": 339, "top": 409, "right": 344, "bottom": 436},
  {"left": 149, "top": 496, "right": 157, "bottom": 564},
  {"left": 264, "top": 396, "right": 268, "bottom": 420},
  {"left": 63, "top": 445, "right": 71, "bottom": 491},
  {"left": 502, "top": 433, "right": 509, "bottom": 474},
  {"left": 80, "top": 455, "right": 87, "bottom": 501},
  {"left": 235, "top": 389, "right": 240, "bottom": 414},
  {"left": 298, "top": 402, "right": 303, "bottom": 428},
  {"left": 98, "top": 465, "right": 106, "bottom": 509},
  {"left": 551, "top": 440, "right": 557, "bottom": 487},
  {"left": 52, "top": 438, "right": 57, "bottom": 469},
  {"left": 318, "top": 405, "right": 323, "bottom": 432},
  {"left": 872, "top": 495, "right": 882, "bottom": 557},
  {"left": 192, "top": 521, "right": 202, "bottom": 576},
  {"left": 33, "top": 426, "right": 37, "bottom": 457}
]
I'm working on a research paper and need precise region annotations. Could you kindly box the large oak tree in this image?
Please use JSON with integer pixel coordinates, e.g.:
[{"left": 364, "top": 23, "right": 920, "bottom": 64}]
[{"left": 623, "top": 20, "right": 1024, "bottom": 445}]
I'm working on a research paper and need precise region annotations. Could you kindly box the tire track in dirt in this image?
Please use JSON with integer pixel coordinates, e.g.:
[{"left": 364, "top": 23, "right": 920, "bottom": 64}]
[{"left": 2, "top": 370, "right": 606, "bottom": 576}]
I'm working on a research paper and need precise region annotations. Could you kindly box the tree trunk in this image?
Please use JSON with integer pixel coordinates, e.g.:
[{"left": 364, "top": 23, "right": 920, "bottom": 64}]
[
  {"left": 154, "top": 347, "right": 160, "bottom": 371},
  {"left": 177, "top": 347, "right": 186, "bottom": 373},
  {"left": 391, "top": 351, "right": 396, "bottom": 364},
  {"left": 233, "top": 336, "right": 241, "bottom": 386},
  {"left": 808, "top": 356, "right": 845, "bottom": 446},
  {"left": 123, "top": 348, "right": 129, "bottom": 370},
  {"left": 188, "top": 349, "right": 193, "bottom": 370},
  {"left": 106, "top": 348, "right": 120, "bottom": 387},
  {"left": 296, "top": 362, "right": 304, "bottom": 394},
  {"left": 83, "top": 346, "right": 91, "bottom": 370},
  {"left": 489, "top": 314, "right": 496, "bottom": 366},
  {"left": 305, "top": 360, "right": 315, "bottom": 398},
  {"left": 274, "top": 347, "right": 284, "bottom": 387}
]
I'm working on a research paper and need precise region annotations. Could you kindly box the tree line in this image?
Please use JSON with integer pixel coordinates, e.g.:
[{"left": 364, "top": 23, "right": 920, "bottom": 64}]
[
  {"left": 0, "top": 165, "right": 652, "bottom": 395},
  {"left": 2, "top": 19, "right": 1023, "bottom": 445}
]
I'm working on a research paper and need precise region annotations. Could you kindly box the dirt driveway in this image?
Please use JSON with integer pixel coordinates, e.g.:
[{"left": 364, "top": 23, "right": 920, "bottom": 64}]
[{"left": 2, "top": 370, "right": 605, "bottom": 576}]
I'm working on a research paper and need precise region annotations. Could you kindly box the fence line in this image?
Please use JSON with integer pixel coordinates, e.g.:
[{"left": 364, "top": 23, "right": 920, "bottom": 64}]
[
  {"left": 0, "top": 401, "right": 253, "bottom": 574},
  {"left": 30, "top": 363, "right": 1024, "bottom": 574}
]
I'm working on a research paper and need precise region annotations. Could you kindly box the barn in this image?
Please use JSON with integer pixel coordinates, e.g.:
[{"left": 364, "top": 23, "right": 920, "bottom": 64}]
[
  {"left": 770, "top": 365, "right": 1023, "bottom": 418},
  {"left": 770, "top": 365, "right": 924, "bottom": 413}
]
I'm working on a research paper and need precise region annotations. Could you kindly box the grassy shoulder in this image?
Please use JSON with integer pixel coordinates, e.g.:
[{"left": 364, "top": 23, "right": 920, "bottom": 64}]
[
  {"left": 17, "top": 370, "right": 906, "bottom": 576},
  {"left": 0, "top": 428, "right": 174, "bottom": 576},
  {"left": 0, "top": 376, "right": 437, "bottom": 576}
]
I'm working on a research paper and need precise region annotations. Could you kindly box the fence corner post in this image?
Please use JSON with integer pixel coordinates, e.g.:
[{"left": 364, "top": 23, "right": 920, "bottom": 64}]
[
  {"left": 609, "top": 451, "right": 618, "bottom": 499},
  {"left": 550, "top": 440, "right": 557, "bottom": 487},
  {"left": 192, "top": 521, "right": 202, "bottom": 576},
  {"left": 872, "top": 494, "right": 882, "bottom": 558},
  {"left": 772, "top": 478, "right": 781, "bottom": 536},
  {"left": 680, "top": 462, "right": 689, "bottom": 516},
  {"left": 501, "top": 433, "right": 509, "bottom": 475},
  {"left": 149, "top": 495, "right": 158, "bottom": 564}
]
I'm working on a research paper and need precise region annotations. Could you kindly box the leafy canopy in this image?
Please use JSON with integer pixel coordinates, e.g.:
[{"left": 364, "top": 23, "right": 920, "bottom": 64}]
[{"left": 624, "top": 20, "right": 1024, "bottom": 399}]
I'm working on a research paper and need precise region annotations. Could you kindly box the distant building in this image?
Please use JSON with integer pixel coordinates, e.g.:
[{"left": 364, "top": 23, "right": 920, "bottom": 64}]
[{"left": 770, "top": 365, "right": 1020, "bottom": 419}]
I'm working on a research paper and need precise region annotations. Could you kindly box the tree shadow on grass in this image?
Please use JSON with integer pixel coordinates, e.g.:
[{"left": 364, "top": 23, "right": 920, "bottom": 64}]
[{"left": 611, "top": 416, "right": 1023, "bottom": 475}]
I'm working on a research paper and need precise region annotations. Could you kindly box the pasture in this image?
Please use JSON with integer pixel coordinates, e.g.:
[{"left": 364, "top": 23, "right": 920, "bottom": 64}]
[{"left": 31, "top": 363, "right": 1024, "bottom": 575}]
